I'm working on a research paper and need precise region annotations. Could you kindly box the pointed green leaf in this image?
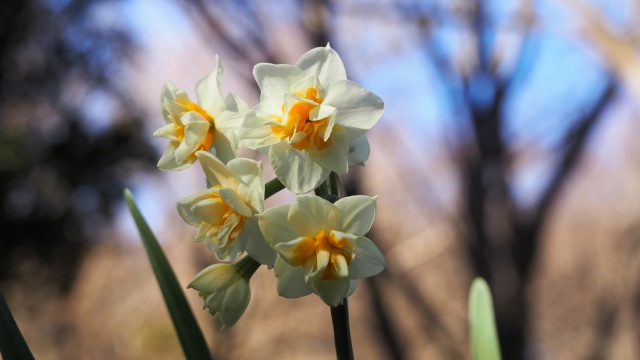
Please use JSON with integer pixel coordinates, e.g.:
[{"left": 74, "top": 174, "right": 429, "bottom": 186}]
[
  {"left": 124, "top": 189, "right": 212, "bottom": 360},
  {"left": 469, "top": 278, "right": 502, "bottom": 360},
  {"left": 0, "top": 291, "right": 35, "bottom": 360}
]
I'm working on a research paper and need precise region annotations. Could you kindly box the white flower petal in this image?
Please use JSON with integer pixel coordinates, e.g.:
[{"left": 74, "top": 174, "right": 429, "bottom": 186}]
[
  {"left": 183, "top": 118, "right": 210, "bottom": 147},
  {"left": 274, "top": 257, "right": 313, "bottom": 298},
  {"left": 239, "top": 110, "right": 282, "bottom": 150},
  {"left": 308, "top": 126, "right": 349, "bottom": 174},
  {"left": 162, "top": 98, "right": 188, "bottom": 123},
  {"left": 157, "top": 141, "right": 192, "bottom": 171},
  {"left": 269, "top": 141, "right": 329, "bottom": 194},
  {"left": 345, "top": 279, "right": 358, "bottom": 298},
  {"left": 195, "top": 222, "right": 214, "bottom": 242},
  {"left": 347, "top": 134, "right": 370, "bottom": 166},
  {"left": 288, "top": 196, "right": 340, "bottom": 237},
  {"left": 323, "top": 79, "right": 384, "bottom": 139},
  {"left": 253, "top": 63, "right": 304, "bottom": 114},
  {"left": 257, "top": 204, "right": 298, "bottom": 247},
  {"left": 348, "top": 237, "right": 387, "bottom": 279},
  {"left": 223, "top": 92, "right": 249, "bottom": 113},
  {"left": 295, "top": 45, "right": 347, "bottom": 89},
  {"left": 334, "top": 195, "right": 377, "bottom": 236},
  {"left": 311, "top": 277, "right": 351, "bottom": 307},
  {"left": 174, "top": 140, "right": 199, "bottom": 166},
  {"left": 196, "top": 151, "right": 240, "bottom": 190},
  {"left": 196, "top": 55, "right": 225, "bottom": 116},
  {"left": 210, "top": 130, "right": 237, "bottom": 165},
  {"left": 191, "top": 197, "right": 228, "bottom": 223},
  {"left": 243, "top": 218, "right": 276, "bottom": 268}
]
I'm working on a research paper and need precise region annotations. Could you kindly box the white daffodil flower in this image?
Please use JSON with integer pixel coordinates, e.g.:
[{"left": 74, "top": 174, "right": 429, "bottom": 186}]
[
  {"left": 154, "top": 56, "right": 248, "bottom": 170},
  {"left": 177, "top": 151, "right": 276, "bottom": 267},
  {"left": 258, "top": 195, "right": 387, "bottom": 307},
  {"left": 188, "top": 257, "right": 260, "bottom": 329},
  {"left": 239, "top": 45, "right": 384, "bottom": 193}
]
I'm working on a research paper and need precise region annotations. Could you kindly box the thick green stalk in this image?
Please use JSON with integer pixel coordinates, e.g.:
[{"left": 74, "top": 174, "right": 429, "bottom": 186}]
[
  {"left": 326, "top": 172, "right": 354, "bottom": 359},
  {"left": 265, "top": 178, "right": 285, "bottom": 199},
  {"left": 330, "top": 172, "right": 340, "bottom": 196},
  {"left": 331, "top": 298, "right": 354, "bottom": 360},
  {"left": 314, "top": 179, "right": 329, "bottom": 198}
]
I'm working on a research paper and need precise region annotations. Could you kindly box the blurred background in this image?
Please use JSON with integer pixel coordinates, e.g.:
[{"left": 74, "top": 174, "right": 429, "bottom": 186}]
[{"left": 2, "top": 0, "right": 640, "bottom": 359}]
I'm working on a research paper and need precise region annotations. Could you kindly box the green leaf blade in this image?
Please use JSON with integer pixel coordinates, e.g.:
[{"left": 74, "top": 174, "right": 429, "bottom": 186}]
[
  {"left": 0, "top": 291, "right": 35, "bottom": 360},
  {"left": 124, "top": 189, "right": 212, "bottom": 360},
  {"left": 469, "top": 277, "right": 502, "bottom": 360}
]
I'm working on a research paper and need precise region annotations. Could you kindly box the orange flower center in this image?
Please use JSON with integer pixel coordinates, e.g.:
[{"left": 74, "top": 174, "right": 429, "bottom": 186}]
[
  {"left": 175, "top": 100, "right": 215, "bottom": 161},
  {"left": 271, "top": 88, "right": 332, "bottom": 151},
  {"left": 206, "top": 187, "right": 246, "bottom": 244},
  {"left": 289, "top": 230, "right": 353, "bottom": 280}
]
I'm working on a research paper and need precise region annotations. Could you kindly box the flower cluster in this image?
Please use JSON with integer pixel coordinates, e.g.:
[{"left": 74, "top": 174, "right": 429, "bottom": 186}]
[{"left": 155, "top": 45, "right": 386, "bottom": 329}]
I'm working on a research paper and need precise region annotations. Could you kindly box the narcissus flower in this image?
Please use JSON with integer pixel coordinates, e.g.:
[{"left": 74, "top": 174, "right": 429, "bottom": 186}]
[
  {"left": 258, "top": 195, "right": 387, "bottom": 307},
  {"left": 240, "top": 45, "right": 383, "bottom": 193},
  {"left": 154, "top": 56, "right": 248, "bottom": 170},
  {"left": 188, "top": 257, "right": 260, "bottom": 329},
  {"left": 177, "top": 151, "right": 276, "bottom": 267}
]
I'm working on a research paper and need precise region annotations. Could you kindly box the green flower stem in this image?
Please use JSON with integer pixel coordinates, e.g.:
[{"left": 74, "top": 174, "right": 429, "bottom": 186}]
[
  {"left": 327, "top": 172, "right": 354, "bottom": 359},
  {"left": 236, "top": 255, "right": 262, "bottom": 280},
  {"left": 314, "top": 179, "right": 329, "bottom": 198},
  {"left": 330, "top": 172, "right": 340, "bottom": 196},
  {"left": 331, "top": 298, "right": 354, "bottom": 360},
  {"left": 265, "top": 178, "right": 285, "bottom": 199}
]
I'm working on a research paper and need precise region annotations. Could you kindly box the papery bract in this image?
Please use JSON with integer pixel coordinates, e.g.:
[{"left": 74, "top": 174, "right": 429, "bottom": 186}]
[
  {"left": 154, "top": 55, "right": 248, "bottom": 170},
  {"left": 240, "top": 45, "right": 383, "bottom": 193},
  {"left": 258, "top": 195, "right": 387, "bottom": 306},
  {"left": 177, "top": 151, "right": 276, "bottom": 267}
]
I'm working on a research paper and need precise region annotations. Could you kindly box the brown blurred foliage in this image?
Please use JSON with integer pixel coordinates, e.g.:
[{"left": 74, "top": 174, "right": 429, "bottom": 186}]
[{"left": 3, "top": 0, "right": 640, "bottom": 359}]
